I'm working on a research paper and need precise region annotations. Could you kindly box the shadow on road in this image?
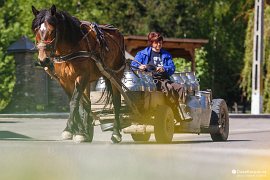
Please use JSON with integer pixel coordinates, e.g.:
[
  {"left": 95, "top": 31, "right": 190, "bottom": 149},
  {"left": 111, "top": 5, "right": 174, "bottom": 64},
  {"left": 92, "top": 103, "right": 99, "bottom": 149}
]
[
  {"left": 0, "top": 131, "right": 32, "bottom": 141},
  {"left": 0, "top": 121, "right": 20, "bottom": 124},
  {"left": 119, "top": 139, "right": 252, "bottom": 145},
  {"left": 119, "top": 140, "right": 212, "bottom": 145},
  {"left": 172, "top": 139, "right": 252, "bottom": 144}
]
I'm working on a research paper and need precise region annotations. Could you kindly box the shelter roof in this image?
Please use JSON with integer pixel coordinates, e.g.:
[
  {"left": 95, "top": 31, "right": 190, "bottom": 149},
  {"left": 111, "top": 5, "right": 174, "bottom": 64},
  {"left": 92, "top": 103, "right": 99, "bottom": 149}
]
[
  {"left": 124, "top": 35, "right": 208, "bottom": 61},
  {"left": 7, "top": 36, "right": 37, "bottom": 53}
]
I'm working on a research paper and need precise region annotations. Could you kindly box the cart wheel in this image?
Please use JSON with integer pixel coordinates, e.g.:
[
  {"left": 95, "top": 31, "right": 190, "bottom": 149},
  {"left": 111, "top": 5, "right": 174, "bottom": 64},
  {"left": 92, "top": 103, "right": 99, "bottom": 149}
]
[
  {"left": 210, "top": 99, "right": 229, "bottom": 141},
  {"left": 154, "top": 105, "right": 174, "bottom": 143},
  {"left": 131, "top": 133, "right": 151, "bottom": 142}
]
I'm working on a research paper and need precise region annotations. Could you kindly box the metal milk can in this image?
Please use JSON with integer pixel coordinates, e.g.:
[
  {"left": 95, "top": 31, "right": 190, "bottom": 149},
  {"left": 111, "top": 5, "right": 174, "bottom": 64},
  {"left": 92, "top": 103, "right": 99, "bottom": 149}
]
[
  {"left": 96, "top": 77, "right": 106, "bottom": 91},
  {"left": 122, "top": 70, "right": 145, "bottom": 91}
]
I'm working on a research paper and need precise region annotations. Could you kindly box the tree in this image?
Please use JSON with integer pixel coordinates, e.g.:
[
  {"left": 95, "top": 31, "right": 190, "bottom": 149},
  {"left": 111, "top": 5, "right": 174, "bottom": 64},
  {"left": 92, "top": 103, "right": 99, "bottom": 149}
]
[
  {"left": 241, "top": 4, "right": 270, "bottom": 113},
  {"left": 0, "top": 0, "right": 259, "bottom": 112}
]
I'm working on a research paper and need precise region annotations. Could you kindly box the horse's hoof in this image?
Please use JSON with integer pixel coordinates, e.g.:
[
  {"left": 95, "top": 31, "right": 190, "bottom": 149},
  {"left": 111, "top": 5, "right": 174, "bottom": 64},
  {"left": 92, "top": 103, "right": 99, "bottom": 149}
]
[
  {"left": 111, "top": 134, "right": 122, "bottom": 143},
  {"left": 61, "top": 131, "right": 73, "bottom": 140},
  {"left": 73, "top": 135, "right": 86, "bottom": 143}
]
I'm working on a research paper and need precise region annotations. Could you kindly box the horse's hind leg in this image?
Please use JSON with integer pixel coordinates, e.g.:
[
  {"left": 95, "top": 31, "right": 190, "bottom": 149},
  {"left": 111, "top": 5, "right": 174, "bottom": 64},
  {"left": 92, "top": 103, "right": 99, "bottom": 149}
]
[{"left": 111, "top": 86, "right": 122, "bottom": 143}]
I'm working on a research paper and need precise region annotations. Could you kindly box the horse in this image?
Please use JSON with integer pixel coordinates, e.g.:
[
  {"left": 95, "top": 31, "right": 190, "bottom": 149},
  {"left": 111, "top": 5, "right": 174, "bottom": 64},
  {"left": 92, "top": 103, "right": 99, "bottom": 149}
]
[{"left": 31, "top": 5, "right": 126, "bottom": 143}]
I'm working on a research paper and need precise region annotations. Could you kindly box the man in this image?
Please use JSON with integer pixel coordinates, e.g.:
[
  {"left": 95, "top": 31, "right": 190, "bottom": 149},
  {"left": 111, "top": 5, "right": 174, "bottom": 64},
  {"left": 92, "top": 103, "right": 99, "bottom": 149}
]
[{"left": 131, "top": 32, "right": 191, "bottom": 121}]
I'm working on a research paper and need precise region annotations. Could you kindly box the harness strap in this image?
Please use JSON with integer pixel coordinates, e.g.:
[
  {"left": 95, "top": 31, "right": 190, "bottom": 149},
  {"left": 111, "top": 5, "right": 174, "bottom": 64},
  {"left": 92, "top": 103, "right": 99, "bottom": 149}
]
[
  {"left": 53, "top": 51, "right": 92, "bottom": 62},
  {"left": 92, "top": 22, "right": 109, "bottom": 51},
  {"left": 52, "top": 49, "right": 126, "bottom": 74}
]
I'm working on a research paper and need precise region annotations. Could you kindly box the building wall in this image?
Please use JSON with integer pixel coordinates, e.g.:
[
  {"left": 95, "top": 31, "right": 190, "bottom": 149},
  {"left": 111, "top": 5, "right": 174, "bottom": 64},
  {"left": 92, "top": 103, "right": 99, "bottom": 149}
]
[
  {"left": 5, "top": 52, "right": 69, "bottom": 113},
  {"left": 47, "top": 76, "right": 69, "bottom": 112}
]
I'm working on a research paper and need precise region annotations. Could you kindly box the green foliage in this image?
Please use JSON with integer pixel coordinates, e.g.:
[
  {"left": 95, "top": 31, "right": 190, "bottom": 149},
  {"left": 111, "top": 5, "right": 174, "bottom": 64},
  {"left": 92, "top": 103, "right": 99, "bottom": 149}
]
[
  {"left": 194, "top": 48, "right": 210, "bottom": 90},
  {"left": 0, "top": 0, "right": 261, "bottom": 111},
  {"left": 0, "top": 1, "right": 20, "bottom": 111},
  {"left": 174, "top": 58, "right": 191, "bottom": 73},
  {"left": 240, "top": 11, "right": 254, "bottom": 101},
  {"left": 241, "top": 5, "right": 270, "bottom": 113},
  {"left": 174, "top": 47, "right": 209, "bottom": 90},
  {"left": 0, "top": 53, "right": 15, "bottom": 111},
  {"left": 36, "top": 104, "right": 45, "bottom": 111},
  {"left": 263, "top": 7, "right": 270, "bottom": 113}
]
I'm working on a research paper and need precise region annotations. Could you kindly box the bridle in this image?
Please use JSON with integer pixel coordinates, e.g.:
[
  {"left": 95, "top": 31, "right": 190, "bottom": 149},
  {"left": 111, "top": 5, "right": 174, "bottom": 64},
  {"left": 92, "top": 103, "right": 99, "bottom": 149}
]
[
  {"left": 34, "top": 23, "right": 93, "bottom": 65},
  {"left": 36, "top": 37, "right": 56, "bottom": 53},
  {"left": 35, "top": 26, "right": 58, "bottom": 67}
]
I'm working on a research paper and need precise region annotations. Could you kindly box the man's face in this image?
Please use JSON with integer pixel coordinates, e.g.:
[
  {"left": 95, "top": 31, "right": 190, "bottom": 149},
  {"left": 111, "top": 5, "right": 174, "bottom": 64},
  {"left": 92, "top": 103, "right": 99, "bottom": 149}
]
[{"left": 152, "top": 40, "right": 163, "bottom": 51}]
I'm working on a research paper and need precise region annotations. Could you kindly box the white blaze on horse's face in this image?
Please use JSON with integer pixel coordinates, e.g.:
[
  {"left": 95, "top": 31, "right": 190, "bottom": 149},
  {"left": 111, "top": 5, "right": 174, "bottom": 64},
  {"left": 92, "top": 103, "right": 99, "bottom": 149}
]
[
  {"left": 39, "top": 23, "right": 47, "bottom": 42},
  {"left": 40, "top": 23, "right": 46, "bottom": 31},
  {"left": 36, "top": 22, "right": 53, "bottom": 61}
]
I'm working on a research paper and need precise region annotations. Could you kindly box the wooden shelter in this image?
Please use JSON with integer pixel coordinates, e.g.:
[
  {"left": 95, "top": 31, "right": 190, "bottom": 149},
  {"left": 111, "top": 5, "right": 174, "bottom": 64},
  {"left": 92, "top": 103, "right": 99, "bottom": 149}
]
[{"left": 124, "top": 35, "right": 208, "bottom": 71}]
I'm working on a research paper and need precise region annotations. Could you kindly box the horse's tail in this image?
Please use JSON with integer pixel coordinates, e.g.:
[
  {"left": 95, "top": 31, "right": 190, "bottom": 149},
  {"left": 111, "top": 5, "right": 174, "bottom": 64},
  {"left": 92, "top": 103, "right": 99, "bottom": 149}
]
[
  {"left": 96, "top": 27, "right": 125, "bottom": 110},
  {"left": 104, "top": 77, "right": 113, "bottom": 108},
  {"left": 97, "top": 76, "right": 113, "bottom": 110}
]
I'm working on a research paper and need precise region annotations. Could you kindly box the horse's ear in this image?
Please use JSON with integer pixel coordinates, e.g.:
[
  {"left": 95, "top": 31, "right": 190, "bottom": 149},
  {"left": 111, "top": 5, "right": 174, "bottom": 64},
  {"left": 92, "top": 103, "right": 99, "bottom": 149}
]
[
  {"left": 50, "top": 4, "right": 56, "bottom": 16},
  {"left": 32, "top": 6, "right": 39, "bottom": 16}
]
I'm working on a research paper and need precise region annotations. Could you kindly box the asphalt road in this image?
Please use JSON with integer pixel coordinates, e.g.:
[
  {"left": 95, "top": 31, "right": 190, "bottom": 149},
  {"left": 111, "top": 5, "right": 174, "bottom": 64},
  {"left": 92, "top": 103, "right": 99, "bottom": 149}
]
[{"left": 0, "top": 117, "right": 269, "bottom": 180}]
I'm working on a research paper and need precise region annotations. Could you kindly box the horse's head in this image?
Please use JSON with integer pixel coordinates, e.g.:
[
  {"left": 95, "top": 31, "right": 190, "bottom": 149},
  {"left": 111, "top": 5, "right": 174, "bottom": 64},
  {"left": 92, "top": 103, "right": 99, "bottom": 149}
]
[
  {"left": 32, "top": 5, "right": 86, "bottom": 64},
  {"left": 31, "top": 5, "right": 59, "bottom": 63}
]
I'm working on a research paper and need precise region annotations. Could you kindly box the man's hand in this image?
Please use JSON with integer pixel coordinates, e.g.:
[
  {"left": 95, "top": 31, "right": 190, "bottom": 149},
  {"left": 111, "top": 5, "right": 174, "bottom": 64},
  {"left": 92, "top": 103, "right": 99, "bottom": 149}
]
[
  {"left": 156, "top": 66, "right": 165, "bottom": 73},
  {"left": 139, "top": 64, "right": 147, "bottom": 71}
]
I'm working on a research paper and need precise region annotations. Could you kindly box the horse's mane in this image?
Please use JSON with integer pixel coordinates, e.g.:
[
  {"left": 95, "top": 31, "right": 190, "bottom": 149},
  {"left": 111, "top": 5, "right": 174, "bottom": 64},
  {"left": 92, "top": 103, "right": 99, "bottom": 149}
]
[{"left": 32, "top": 8, "right": 85, "bottom": 45}]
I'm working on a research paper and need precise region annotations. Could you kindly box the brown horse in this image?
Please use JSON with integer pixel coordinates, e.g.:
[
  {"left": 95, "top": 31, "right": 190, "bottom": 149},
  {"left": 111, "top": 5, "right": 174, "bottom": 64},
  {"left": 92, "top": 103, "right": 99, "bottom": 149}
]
[{"left": 31, "top": 5, "right": 125, "bottom": 143}]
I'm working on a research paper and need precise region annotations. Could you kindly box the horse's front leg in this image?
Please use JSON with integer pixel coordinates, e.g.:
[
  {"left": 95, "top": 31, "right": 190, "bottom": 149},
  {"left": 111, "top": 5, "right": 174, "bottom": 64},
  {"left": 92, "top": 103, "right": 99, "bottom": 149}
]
[
  {"left": 79, "top": 84, "right": 94, "bottom": 142},
  {"left": 65, "top": 77, "right": 89, "bottom": 143},
  {"left": 111, "top": 87, "right": 122, "bottom": 143}
]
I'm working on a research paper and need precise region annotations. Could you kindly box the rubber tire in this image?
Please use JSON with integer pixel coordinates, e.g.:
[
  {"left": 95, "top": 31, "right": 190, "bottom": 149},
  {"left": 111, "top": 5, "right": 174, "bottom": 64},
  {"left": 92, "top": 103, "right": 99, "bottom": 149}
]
[
  {"left": 131, "top": 133, "right": 151, "bottom": 142},
  {"left": 154, "top": 105, "right": 174, "bottom": 143},
  {"left": 210, "top": 99, "right": 229, "bottom": 141}
]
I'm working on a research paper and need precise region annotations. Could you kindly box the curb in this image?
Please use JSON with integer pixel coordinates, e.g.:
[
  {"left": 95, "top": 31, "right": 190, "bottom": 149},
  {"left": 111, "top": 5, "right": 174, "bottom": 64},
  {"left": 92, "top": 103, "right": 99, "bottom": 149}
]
[
  {"left": 0, "top": 113, "right": 69, "bottom": 119},
  {"left": 0, "top": 113, "right": 269, "bottom": 119},
  {"left": 229, "top": 114, "right": 270, "bottom": 119}
]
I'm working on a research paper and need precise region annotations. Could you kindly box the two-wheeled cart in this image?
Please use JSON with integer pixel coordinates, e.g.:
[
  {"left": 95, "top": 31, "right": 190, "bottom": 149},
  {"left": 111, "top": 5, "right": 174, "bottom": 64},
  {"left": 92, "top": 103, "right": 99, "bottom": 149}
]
[{"left": 95, "top": 70, "right": 229, "bottom": 143}]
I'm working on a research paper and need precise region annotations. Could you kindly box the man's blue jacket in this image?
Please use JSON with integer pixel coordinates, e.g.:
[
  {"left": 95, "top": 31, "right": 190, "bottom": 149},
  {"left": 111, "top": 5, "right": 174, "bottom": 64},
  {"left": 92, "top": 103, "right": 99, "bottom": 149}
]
[{"left": 131, "top": 47, "right": 175, "bottom": 76}]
